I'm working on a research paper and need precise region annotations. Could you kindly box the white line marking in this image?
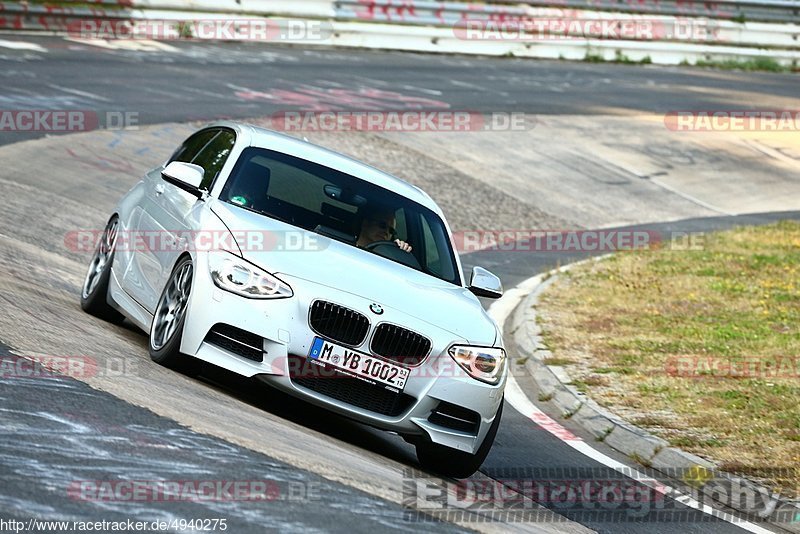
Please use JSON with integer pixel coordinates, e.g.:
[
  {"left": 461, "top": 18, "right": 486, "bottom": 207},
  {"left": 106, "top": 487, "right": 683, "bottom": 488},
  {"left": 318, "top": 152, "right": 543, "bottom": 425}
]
[
  {"left": 450, "top": 79, "right": 487, "bottom": 91},
  {"left": 47, "top": 84, "right": 111, "bottom": 102},
  {"left": 401, "top": 84, "right": 443, "bottom": 96},
  {"left": 649, "top": 176, "right": 735, "bottom": 216},
  {"left": 0, "top": 39, "right": 47, "bottom": 52},
  {"left": 140, "top": 86, "right": 183, "bottom": 99},
  {"left": 742, "top": 139, "right": 800, "bottom": 167},
  {"left": 489, "top": 273, "right": 775, "bottom": 534},
  {"left": 63, "top": 37, "right": 179, "bottom": 52}
]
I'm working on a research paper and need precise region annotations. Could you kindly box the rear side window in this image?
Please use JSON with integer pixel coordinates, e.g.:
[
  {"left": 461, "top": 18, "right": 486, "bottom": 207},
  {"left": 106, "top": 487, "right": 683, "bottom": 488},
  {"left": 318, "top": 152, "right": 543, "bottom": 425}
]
[
  {"left": 169, "top": 128, "right": 236, "bottom": 190},
  {"left": 192, "top": 131, "right": 236, "bottom": 189},
  {"left": 169, "top": 130, "right": 217, "bottom": 164}
]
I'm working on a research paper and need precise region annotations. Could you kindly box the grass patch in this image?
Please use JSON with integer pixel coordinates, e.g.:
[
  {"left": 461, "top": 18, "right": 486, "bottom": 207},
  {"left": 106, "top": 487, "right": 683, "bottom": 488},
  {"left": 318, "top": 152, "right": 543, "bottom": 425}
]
[
  {"left": 596, "top": 426, "right": 614, "bottom": 442},
  {"left": 582, "top": 51, "right": 654, "bottom": 65},
  {"left": 583, "top": 52, "right": 606, "bottom": 63},
  {"left": 693, "top": 57, "right": 788, "bottom": 72},
  {"left": 176, "top": 21, "right": 194, "bottom": 39},
  {"left": 543, "top": 356, "right": 576, "bottom": 366},
  {"left": 569, "top": 376, "right": 608, "bottom": 393},
  {"left": 538, "top": 221, "right": 800, "bottom": 496},
  {"left": 630, "top": 452, "right": 653, "bottom": 468},
  {"left": 631, "top": 415, "right": 673, "bottom": 428},
  {"left": 594, "top": 365, "right": 635, "bottom": 375},
  {"left": 669, "top": 435, "right": 727, "bottom": 448}
]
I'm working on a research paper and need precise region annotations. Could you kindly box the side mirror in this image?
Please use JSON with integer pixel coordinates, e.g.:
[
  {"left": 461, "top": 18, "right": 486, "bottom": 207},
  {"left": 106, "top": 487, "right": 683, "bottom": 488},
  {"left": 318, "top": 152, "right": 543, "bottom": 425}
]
[
  {"left": 161, "top": 161, "right": 205, "bottom": 197},
  {"left": 468, "top": 266, "right": 503, "bottom": 299}
]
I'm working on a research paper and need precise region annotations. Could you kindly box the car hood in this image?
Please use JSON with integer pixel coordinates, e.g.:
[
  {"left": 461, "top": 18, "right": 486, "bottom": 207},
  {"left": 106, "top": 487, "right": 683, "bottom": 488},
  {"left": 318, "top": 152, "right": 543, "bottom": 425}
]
[{"left": 211, "top": 202, "right": 497, "bottom": 344}]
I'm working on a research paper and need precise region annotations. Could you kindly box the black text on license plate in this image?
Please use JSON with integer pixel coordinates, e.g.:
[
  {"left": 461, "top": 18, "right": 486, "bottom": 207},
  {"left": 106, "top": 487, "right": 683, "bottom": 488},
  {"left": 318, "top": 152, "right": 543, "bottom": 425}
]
[{"left": 308, "top": 337, "right": 409, "bottom": 390}]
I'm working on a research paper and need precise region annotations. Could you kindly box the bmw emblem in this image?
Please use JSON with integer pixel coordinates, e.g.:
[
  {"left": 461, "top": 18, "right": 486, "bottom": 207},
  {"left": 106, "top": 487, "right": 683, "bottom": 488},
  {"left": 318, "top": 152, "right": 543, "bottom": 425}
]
[{"left": 369, "top": 303, "right": 384, "bottom": 315}]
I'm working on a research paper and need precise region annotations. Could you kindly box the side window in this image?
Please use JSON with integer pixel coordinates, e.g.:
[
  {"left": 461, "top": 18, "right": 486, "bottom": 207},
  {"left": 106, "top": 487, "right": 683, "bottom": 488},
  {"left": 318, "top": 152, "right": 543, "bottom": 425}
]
[
  {"left": 420, "top": 214, "right": 440, "bottom": 271},
  {"left": 394, "top": 209, "right": 408, "bottom": 242},
  {"left": 191, "top": 130, "right": 236, "bottom": 190},
  {"left": 418, "top": 212, "right": 456, "bottom": 282},
  {"left": 169, "top": 129, "right": 218, "bottom": 164}
]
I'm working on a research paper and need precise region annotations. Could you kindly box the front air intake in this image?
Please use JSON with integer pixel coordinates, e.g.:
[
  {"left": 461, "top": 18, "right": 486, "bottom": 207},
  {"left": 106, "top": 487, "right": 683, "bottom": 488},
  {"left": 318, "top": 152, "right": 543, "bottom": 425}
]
[
  {"left": 288, "top": 355, "right": 415, "bottom": 417},
  {"left": 204, "top": 324, "right": 263, "bottom": 362},
  {"left": 428, "top": 401, "right": 481, "bottom": 434}
]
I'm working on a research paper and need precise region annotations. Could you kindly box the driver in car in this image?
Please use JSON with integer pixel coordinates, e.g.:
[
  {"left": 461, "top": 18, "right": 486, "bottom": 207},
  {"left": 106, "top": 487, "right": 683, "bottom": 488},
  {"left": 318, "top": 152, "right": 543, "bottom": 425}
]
[{"left": 356, "top": 207, "right": 412, "bottom": 253}]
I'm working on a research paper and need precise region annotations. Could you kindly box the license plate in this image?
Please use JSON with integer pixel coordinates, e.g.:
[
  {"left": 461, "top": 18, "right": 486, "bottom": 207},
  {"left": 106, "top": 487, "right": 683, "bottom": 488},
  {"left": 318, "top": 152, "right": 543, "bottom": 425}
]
[{"left": 308, "top": 337, "right": 410, "bottom": 391}]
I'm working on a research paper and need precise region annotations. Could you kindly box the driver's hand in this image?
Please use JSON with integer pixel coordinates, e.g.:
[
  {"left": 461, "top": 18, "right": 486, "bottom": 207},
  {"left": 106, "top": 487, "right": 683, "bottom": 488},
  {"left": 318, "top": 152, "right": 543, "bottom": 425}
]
[{"left": 394, "top": 239, "right": 412, "bottom": 253}]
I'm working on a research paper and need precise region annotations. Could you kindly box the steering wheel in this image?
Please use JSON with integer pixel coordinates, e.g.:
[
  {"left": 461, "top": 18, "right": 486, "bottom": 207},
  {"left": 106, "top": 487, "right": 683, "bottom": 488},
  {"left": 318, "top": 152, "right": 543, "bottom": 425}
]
[
  {"left": 365, "top": 240, "right": 398, "bottom": 250},
  {"left": 365, "top": 240, "right": 421, "bottom": 269}
]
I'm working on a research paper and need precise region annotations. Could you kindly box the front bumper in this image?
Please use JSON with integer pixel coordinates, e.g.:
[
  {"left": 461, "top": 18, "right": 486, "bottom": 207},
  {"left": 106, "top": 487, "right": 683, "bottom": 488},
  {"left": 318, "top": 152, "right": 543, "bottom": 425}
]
[{"left": 180, "top": 253, "right": 505, "bottom": 454}]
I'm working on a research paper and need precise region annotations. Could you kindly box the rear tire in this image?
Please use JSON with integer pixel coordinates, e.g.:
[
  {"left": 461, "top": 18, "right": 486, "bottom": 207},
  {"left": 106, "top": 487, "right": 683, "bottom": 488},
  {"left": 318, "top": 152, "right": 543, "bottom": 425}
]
[
  {"left": 416, "top": 400, "right": 503, "bottom": 479},
  {"left": 80, "top": 216, "right": 125, "bottom": 323},
  {"left": 149, "top": 256, "right": 193, "bottom": 368}
]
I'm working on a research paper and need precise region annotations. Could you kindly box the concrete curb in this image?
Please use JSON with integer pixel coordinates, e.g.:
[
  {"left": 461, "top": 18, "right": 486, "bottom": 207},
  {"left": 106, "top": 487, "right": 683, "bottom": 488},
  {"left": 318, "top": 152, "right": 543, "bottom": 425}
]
[{"left": 508, "top": 259, "right": 800, "bottom": 532}]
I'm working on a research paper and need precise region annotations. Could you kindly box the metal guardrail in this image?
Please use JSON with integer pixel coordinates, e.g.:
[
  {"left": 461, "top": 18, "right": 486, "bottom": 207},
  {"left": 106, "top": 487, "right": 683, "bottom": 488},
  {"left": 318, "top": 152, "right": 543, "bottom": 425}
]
[
  {"left": 334, "top": 0, "right": 530, "bottom": 26},
  {"left": 0, "top": 0, "right": 333, "bottom": 32},
  {"left": 2, "top": 0, "right": 798, "bottom": 65},
  {"left": 26, "top": 0, "right": 336, "bottom": 17},
  {"left": 332, "top": 0, "right": 800, "bottom": 48},
  {"left": 334, "top": 0, "right": 800, "bottom": 24},
  {"left": 33, "top": 0, "right": 800, "bottom": 23},
  {"left": 508, "top": 0, "right": 800, "bottom": 23},
  {"left": 0, "top": 2, "right": 133, "bottom": 33}
]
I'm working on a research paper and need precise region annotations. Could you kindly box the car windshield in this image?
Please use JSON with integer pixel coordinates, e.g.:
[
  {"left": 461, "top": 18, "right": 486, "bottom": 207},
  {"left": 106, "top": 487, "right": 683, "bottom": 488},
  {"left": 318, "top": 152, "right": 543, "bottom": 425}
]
[{"left": 219, "top": 147, "right": 461, "bottom": 285}]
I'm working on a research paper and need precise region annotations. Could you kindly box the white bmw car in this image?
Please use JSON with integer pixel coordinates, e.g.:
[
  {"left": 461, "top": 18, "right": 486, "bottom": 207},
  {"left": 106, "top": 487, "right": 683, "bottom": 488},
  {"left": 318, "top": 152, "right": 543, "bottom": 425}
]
[{"left": 81, "top": 121, "right": 506, "bottom": 477}]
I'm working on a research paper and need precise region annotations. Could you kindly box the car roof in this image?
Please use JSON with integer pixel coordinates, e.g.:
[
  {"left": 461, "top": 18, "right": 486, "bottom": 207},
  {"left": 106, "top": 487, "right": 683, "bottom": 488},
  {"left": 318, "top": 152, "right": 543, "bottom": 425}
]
[{"left": 207, "top": 120, "right": 442, "bottom": 215}]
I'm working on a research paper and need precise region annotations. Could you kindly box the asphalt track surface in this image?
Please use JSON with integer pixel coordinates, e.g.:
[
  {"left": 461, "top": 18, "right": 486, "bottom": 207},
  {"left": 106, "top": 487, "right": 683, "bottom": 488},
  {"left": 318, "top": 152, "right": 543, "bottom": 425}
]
[
  {"left": 1, "top": 35, "right": 799, "bottom": 534},
  {"left": 0, "top": 345, "right": 462, "bottom": 534},
  {"left": 2, "top": 36, "right": 799, "bottom": 146}
]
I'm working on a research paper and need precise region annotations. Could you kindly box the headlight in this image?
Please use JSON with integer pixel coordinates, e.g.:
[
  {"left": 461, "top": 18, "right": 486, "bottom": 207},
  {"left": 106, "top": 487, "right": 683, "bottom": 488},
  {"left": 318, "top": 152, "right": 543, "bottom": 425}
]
[
  {"left": 448, "top": 345, "right": 506, "bottom": 384},
  {"left": 209, "top": 252, "right": 293, "bottom": 299}
]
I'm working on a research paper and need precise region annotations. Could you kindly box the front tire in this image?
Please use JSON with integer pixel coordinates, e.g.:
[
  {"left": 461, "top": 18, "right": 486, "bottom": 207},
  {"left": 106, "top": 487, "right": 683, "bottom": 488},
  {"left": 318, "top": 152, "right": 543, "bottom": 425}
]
[
  {"left": 80, "top": 216, "right": 125, "bottom": 323},
  {"left": 416, "top": 400, "right": 503, "bottom": 479},
  {"left": 149, "top": 256, "right": 193, "bottom": 367}
]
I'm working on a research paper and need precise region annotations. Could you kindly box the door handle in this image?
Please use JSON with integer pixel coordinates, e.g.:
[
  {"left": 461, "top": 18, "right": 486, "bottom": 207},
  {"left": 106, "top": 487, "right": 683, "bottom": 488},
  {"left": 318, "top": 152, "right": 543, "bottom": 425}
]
[{"left": 154, "top": 184, "right": 165, "bottom": 196}]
